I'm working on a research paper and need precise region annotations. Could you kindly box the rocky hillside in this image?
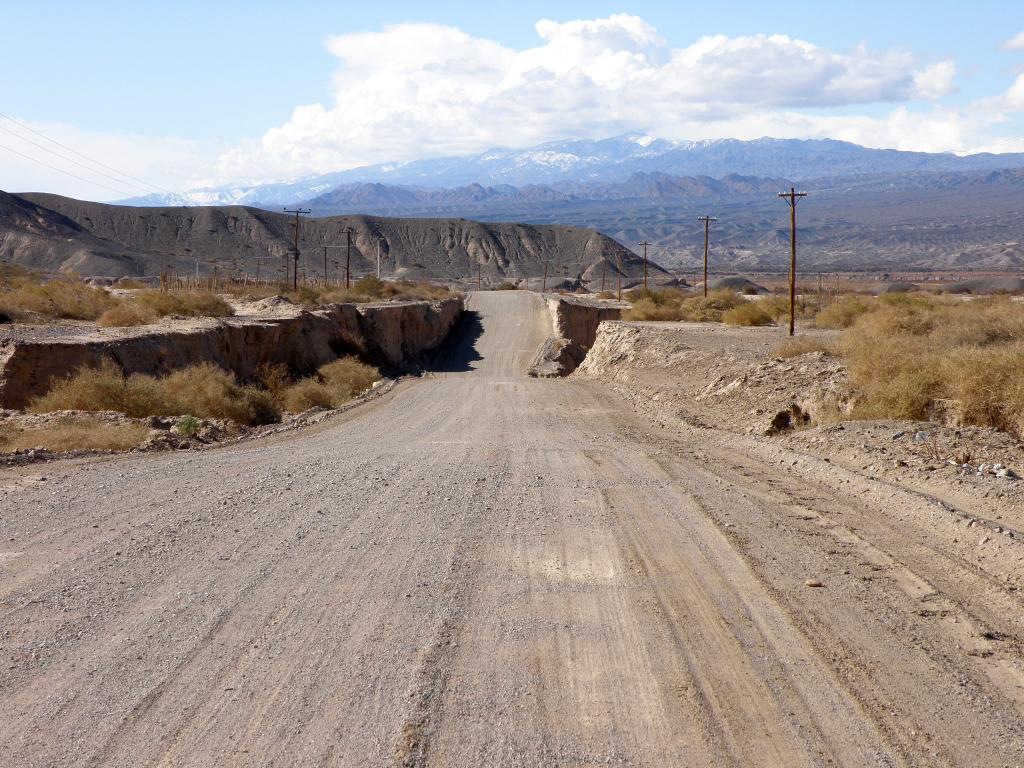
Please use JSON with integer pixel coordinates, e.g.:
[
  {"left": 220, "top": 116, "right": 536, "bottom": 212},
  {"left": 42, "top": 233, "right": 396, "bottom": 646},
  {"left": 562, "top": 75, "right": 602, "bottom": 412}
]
[{"left": 0, "top": 192, "right": 654, "bottom": 282}]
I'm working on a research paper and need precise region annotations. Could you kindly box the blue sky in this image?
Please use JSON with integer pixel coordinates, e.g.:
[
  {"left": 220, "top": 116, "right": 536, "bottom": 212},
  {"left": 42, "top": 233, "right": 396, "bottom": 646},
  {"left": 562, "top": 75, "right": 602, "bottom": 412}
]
[{"left": 3, "top": 1, "right": 1024, "bottom": 199}]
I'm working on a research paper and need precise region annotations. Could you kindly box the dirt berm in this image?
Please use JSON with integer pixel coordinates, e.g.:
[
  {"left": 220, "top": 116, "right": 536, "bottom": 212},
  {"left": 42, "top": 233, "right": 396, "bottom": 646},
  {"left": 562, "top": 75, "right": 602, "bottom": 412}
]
[
  {"left": 528, "top": 294, "right": 626, "bottom": 377},
  {"left": 0, "top": 297, "right": 462, "bottom": 408}
]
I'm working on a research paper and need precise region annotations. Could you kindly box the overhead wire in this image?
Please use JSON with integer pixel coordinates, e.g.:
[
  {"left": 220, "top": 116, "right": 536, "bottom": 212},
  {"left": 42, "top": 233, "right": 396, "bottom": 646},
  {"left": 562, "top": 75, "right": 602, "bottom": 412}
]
[
  {"left": 0, "top": 121, "right": 157, "bottom": 195},
  {"left": 0, "top": 140, "right": 141, "bottom": 198},
  {"left": 0, "top": 111, "right": 175, "bottom": 197}
]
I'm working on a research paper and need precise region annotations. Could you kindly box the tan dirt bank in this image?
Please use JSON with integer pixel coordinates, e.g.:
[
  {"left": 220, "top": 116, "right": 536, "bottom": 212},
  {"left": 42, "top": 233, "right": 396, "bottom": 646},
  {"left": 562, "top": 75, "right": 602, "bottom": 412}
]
[{"left": 1, "top": 291, "right": 1022, "bottom": 766}]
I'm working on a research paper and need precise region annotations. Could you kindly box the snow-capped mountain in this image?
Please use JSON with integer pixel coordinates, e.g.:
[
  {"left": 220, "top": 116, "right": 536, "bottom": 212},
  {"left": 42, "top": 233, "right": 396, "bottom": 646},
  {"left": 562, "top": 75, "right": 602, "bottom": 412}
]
[{"left": 118, "top": 134, "right": 1024, "bottom": 208}]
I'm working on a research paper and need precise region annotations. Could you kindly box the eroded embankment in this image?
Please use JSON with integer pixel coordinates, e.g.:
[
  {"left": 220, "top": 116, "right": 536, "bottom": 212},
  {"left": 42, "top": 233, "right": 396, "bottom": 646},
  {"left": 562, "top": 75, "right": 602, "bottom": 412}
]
[
  {"left": 527, "top": 294, "right": 626, "bottom": 377},
  {"left": 0, "top": 298, "right": 462, "bottom": 409}
]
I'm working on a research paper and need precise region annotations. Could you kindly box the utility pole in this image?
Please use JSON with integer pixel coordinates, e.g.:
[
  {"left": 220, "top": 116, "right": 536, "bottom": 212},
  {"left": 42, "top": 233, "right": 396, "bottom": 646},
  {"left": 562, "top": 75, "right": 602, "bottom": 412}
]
[
  {"left": 542, "top": 259, "right": 549, "bottom": 293},
  {"left": 342, "top": 226, "right": 355, "bottom": 289},
  {"left": 283, "top": 207, "right": 310, "bottom": 290},
  {"left": 697, "top": 216, "right": 718, "bottom": 298},
  {"left": 323, "top": 245, "right": 329, "bottom": 285},
  {"left": 477, "top": 261, "right": 482, "bottom": 291},
  {"left": 601, "top": 259, "right": 607, "bottom": 293},
  {"left": 777, "top": 188, "right": 808, "bottom": 336},
  {"left": 639, "top": 241, "right": 652, "bottom": 292},
  {"left": 616, "top": 252, "right": 623, "bottom": 301},
  {"left": 374, "top": 237, "right": 386, "bottom": 280}
]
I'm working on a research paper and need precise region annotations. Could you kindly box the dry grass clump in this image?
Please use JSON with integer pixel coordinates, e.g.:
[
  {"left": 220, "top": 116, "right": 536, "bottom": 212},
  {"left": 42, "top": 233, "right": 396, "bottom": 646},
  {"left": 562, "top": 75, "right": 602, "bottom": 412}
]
[
  {"left": 758, "top": 294, "right": 818, "bottom": 322},
  {"left": 225, "top": 278, "right": 457, "bottom": 306},
  {"left": 723, "top": 302, "right": 774, "bottom": 327},
  {"left": 280, "top": 357, "right": 380, "bottom": 412},
  {"left": 95, "top": 302, "right": 154, "bottom": 327},
  {"left": 0, "top": 418, "right": 148, "bottom": 453},
  {"left": 0, "top": 276, "right": 118, "bottom": 321},
  {"left": 30, "top": 362, "right": 279, "bottom": 426},
  {"left": 774, "top": 337, "right": 835, "bottom": 358},
  {"left": 98, "top": 290, "right": 233, "bottom": 326},
  {"left": 624, "top": 289, "right": 747, "bottom": 323},
  {"left": 316, "top": 278, "right": 456, "bottom": 304},
  {"left": 837, "top": 295, "right": 1024, "bottom": 436},
  {"left": 814, "top": 295, "right": 876, "bottom": 329},
  {"left": 942, "top": 344, "right": 1024, "bottom": 437}
]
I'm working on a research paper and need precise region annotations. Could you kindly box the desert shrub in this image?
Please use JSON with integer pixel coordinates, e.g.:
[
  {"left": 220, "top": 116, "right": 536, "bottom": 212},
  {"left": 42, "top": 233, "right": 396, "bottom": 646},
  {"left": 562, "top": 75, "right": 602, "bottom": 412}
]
[
  {"left": 97, "top": 302, "right": 158, "bottom": 327},
  {"left": 491, "top": 282, "right": 519, "bottom": 291},
  {"left": 0, "top": 418, "right": 148, "bottom": 453},
  {"left": 97, "top": 290, "right": 233, "bottom": 326},
  {"left": 941, "top": 343, "right": 1024, "bottom": 436},
  {"left": 623, "top": 288, "right": 745, "bottom": 323},
  {"left": 253, "top": 362, "right": 292, "bottom": 398},
  {"left": 722, "top": 302, "right": 774, "bottom": 327},
  {"left": 625, "top": 288, "right": 687, "bottom": 305},
  {"left": 815, "top": 296, "right": 875, "bottom": 329},
  {"left": 759, "top": 294, "right": 818, "bottom": 321},
  {"left": 30, "top": 361, "right": 279, "bottom": 426},
  {"left": 280, "top": 356, "right": 380, "bottom": 412},
  {"left": 284, "top": 280, "right": 456, "bottom": 306},
  {"left": 175, "top": 415, "right": 201, "bottom": 437},
  {"left": 0, "top": 278, "right": 118, "bottom": 321},
  {"left": 679, "top": 290, "right": 746, "bottom": 322},
  {"left": 775, "top": 337, "right": 835, "bottom": 358},
  {"left": 30, "top": 361, "right": 155, "bottom": 415},
  {"left": 834, "top": 295, "right": 1024, "bottom": 436},
  {"left": 0, "top": 264, "right": 41, "bottom": 289},
  {"left": 623, "top": 298, "right": 686, "bottom": 321},
  {"left": 158, "top": 365, "right": 278, "bottom": 425},
  {"left": 319, "top": 357, "right": 379, "bottom": 397},
  {"left": 281, "top": 379, "right": 336, "bottom": 412},
  {"left": 353, "top": 276, "right": 386, "bottom": 298},
  {"left": 136, "top": 290, "right": 233, "bottom": 318}
]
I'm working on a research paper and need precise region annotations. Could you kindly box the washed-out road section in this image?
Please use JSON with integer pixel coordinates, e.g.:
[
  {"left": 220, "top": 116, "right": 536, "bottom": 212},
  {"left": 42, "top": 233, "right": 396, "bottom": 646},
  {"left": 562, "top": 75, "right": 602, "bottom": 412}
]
[{"left": 1, "top": 291, "right": 1023, "bottom": 767}]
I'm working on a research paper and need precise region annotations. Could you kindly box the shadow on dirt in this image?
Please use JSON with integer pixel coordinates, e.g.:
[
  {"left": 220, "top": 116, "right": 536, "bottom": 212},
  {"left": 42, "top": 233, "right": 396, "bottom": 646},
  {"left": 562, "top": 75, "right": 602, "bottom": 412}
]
[{"left": 429, "top": 310, "right": 484, "bottom": 373}]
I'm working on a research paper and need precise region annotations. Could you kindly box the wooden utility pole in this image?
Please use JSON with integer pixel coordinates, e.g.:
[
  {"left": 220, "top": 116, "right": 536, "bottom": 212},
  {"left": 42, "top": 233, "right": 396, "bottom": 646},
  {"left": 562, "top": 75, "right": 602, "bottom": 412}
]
[
  {"left": 542, "top": 260, "right": 549, "bottom": 293},
  {"left": 320, "top": 244, "right": 348, "bottom": 286},
  {"left": 601, "top": 259, "right": 607, "bottom": 293},
  {"left": 283, "top": 207, "right": 310, "bottom": 290},
  {"left": 616, "top": 252, "right": 623, "bottom": 301},
  {"left": 477, "top": 261, "right": 482, "bottom": 291},
  {"left": 342, "top": 226, "right": 355, "bottom": 289},
  {"left": 697, "top": 216, "right": 718, "bottom": 298},
  {"left": 639, "top": 241, "right": 652, "bottom": 292},
  {"left": 777, "top": 188, "right": 808, "bottom": 336},
  {"left": 374, "top": 236, "right": 386, "bottom": 280}
]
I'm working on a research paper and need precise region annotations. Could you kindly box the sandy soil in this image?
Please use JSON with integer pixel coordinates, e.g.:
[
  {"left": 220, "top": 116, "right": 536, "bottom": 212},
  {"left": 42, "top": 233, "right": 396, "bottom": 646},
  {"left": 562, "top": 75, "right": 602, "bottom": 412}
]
[{"left": 2, "top": 292, "right": 1023, "bottom": 767}]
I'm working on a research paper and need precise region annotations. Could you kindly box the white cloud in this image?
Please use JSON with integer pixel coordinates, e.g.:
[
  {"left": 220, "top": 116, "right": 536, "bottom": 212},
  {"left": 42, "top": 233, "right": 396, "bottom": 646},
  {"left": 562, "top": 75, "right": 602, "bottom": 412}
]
[
  {"left": 215, "top": 15, "right": 958, "bottom": 181},
  {"left": 0, "top": 119, "right": 217, "bottom": 201},
  {"left": 1000, "top": 31, "right": 1024, "bottom": 51}
]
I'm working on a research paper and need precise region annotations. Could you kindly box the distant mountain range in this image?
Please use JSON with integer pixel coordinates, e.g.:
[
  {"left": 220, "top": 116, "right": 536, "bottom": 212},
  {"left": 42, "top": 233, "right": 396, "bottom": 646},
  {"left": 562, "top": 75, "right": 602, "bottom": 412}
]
[
  {"left": 119, "top": 134, "right": 1024, "bottom": 209},
  {"left": 13, "top": 134, "right": 1024, "bottom": 275}
]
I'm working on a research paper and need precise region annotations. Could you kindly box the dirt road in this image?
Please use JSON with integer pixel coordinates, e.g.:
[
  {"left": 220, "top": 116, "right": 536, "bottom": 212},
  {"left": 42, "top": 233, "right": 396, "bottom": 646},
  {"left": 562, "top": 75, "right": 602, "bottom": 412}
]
[{"left": 2, "top": 291, "right": 1023, "bottom": 767}]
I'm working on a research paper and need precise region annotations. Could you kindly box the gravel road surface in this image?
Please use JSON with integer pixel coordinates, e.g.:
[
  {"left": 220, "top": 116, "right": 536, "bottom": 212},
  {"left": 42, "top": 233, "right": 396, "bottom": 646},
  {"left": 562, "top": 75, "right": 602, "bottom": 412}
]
[{"left": 2, "top": 290, "right": 1023, "bottom": 767}]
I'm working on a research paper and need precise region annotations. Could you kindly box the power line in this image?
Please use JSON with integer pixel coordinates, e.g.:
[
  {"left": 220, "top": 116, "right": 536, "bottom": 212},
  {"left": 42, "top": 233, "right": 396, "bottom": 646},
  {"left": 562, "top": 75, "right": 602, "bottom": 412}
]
[
  {"left": 778, "top": 187, "right": 808, "bottom": 337},
  {"left": 0, "top": 112, "right": 173, "bottom": 195},
  {"left": 638, "top": 240, "right": 652, "bottom": 292},
  {"left": 0, "top": 140, "right": 140, "bottom": 198},
  {"left": 0, "top": 121, "right": 157, "bottom": 195},
  {"left": 697, "top": 216, "right": 718, "bottom": 297}
]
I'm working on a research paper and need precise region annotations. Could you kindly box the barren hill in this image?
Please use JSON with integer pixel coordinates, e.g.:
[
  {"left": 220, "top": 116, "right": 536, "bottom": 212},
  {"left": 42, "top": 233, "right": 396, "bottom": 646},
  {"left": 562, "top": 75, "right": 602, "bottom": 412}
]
[{"left": 0, "top": 192, "right": 653, "bottom": 282}]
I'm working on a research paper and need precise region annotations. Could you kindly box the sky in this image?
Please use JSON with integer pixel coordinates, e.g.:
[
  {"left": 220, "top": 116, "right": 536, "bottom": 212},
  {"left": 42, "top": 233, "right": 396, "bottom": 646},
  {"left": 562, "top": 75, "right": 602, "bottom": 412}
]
[{"left": 3, "top": 0, "right": 1024, "bottom": 200}]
